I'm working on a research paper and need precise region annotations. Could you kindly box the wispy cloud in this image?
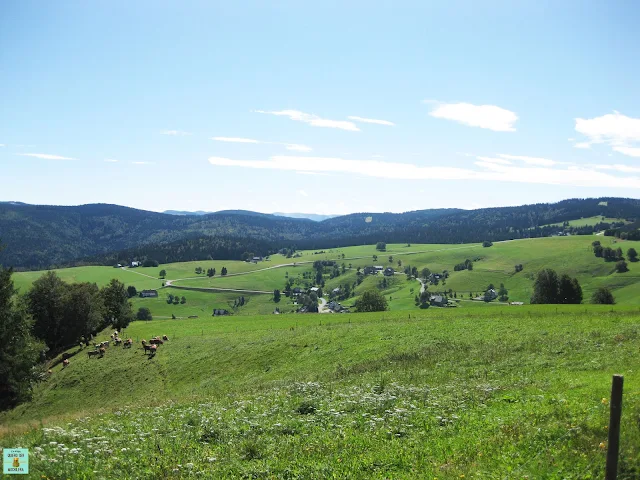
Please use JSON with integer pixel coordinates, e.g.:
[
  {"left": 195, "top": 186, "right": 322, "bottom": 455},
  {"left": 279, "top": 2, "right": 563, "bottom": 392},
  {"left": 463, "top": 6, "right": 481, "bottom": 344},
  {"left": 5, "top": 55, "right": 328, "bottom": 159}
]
[
  {"left": 427, "top": 101, "right": 518, "bottom": 132},
  {"left": 254, "top": 109, "right": 360, "bottom": 132},
  {"left": 104, "top": 159, "right": 119, "bottom": 163},
  {"left": 212, "top": 136, "right": 312, "bottom": 152},
  {"left": 496, "top": 154, "right": 559, "bottom": 166},
  {"left": 0, "top": 144, "right": 5, "bottom": 147},
  {"left": 212, "top": 137, "right": 260, "bottom": 144},
  {"left": 574, "top": 112, "right": 640, "bottom": 156},
  {"left": 347, "top": 116, "right": 395, "bottom": 126},
  {"left": 132, "top": 161, "right": 155, "bottom": 165},
  {"left": 19, "top": 153, "right": 75, "bottom": 160},
  {"left": 161, "top": 130, "right": 192, "bottom": 136},
  {"left": 209, "top": 154, "right": 640, "bottom": 188},
  {"left": 297, "top": 189, "right": 308, "bottom": 197},
  {"left": 593, "top": 163, "right": 640, "bottom": 173},
  {"left": 613, "top": 146, "right": 640, "bottom": 157}
]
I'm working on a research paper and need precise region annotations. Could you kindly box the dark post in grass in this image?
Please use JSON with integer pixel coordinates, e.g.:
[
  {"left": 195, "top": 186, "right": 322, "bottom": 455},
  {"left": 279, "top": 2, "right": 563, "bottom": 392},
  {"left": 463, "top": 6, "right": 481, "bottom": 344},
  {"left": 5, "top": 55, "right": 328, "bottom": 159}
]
[{"left": 605, "top": 374, "right": 624, "bottom": 480}]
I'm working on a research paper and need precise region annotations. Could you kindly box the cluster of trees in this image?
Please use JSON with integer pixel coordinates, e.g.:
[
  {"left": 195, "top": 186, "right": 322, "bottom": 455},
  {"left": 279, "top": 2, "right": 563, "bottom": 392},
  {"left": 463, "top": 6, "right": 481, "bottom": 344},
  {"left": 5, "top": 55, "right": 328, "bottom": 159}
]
[
  {"left": 414, "top": 290, "right": 430, "bottom": 309},
  {"left": 454, "top": 259, "right": 474, "bottom": 272},
  {"left": 233, "top": 296, "right": 247, "bottom": 308},
  {"left": 166, "top": 294, "right": 187, "bottom": 305},
  {"left": 207, "top": 268, "right": 216, "bottom": 277},
  {"left": 0, "top": 265, "right": 135, "bottom": 408},
  {"left": 593, "top": 241, "right": 634, "bottom": 273},
  {"left": 376, "top": 242, "right": 386, "bottom": 251},
  {"left": 482, "top": 241, "right": 493, "bottom": 247},
  {"left": 514, "top": 264, "right": 524, "bottom": 273},
  {"left": 355, "top": 289, "right": 388, "bottom": 312},
  {"left": 142, "top": 259, "right": 159, "bottom": 267},
  {"left": 530, "top": 269, "right": 583, "bottom": 304},
  {"left": 136, "top": 307, "right": 153, "bottom": 320},
  {"left": 297, "top": 292, "right": 319, "bottom": 313}
]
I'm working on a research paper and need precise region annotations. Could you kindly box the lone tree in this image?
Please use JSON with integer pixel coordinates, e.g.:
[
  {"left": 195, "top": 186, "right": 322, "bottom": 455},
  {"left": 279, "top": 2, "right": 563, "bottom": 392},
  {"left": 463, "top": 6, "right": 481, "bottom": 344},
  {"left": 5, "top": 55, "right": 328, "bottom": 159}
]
[
  {"left": 273, "top": 289, "right": 281, "bottom": 302},
  {"left": 127, "top": 285, "right": 137, "bottom": 298},
  {"left": 355, "top": 289, "right": 388, "bottom": 312},
  {"left": 101, "top": 279, "right": 134, "bottom": 330},
  {"left": 180, "top": 296, "right": 186, "bottom": 304},
  {"left": 628, "top": 248, "right": 638, "bottom": 262},
  {"left": 376, "top": 242, "right": 387, "bottom": 252},
  {"left": 207, "top": 268, "right": 215, "bottom": 277},
  {"left": 159, "top": 269, "right": 166, "bottom": 279},
  {"left": 615, "top": 260, "right": 629, "bottom": 273},
  {"left": 591, "top": 287, "right": 615, "bottom": 304},
  {"left": 136, "top": 307, "right": 152, "bottom": 320},
  {"left": 498, "top": 283, "right": 509, "bottom": 302},
  {"left": 221, "top": 267, "right": 228, "bottom": 276}
]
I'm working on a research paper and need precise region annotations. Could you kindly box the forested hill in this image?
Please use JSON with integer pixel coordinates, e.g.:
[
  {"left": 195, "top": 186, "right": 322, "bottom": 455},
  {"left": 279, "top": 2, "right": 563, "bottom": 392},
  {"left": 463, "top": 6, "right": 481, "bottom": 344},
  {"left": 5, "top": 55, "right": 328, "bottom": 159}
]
[{"left": 1, "top": 198, "right": 639, "bottom": 269}]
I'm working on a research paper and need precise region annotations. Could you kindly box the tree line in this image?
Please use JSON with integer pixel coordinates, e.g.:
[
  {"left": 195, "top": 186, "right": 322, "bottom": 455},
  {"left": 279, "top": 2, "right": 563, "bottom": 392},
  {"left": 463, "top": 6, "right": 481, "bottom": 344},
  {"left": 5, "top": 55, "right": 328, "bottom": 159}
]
[{"left": 0, "top": 267, "right": 134, "bottom": 409}]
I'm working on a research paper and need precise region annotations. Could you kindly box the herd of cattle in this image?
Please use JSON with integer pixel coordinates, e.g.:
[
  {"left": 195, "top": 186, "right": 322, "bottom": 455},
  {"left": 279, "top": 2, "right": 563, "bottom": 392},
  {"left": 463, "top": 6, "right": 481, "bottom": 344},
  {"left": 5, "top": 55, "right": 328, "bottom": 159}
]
[{"left": 60, "top": 332, "right": 169, "bottom": 368}]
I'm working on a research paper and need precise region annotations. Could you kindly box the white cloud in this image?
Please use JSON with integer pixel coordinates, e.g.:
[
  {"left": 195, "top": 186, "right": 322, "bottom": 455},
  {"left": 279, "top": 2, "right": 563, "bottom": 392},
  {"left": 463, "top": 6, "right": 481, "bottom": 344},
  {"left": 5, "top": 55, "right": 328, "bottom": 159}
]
[
  {"left": 254, "top": 109, "right": 360, "bottom": 131},
  {"left": 297, "top": 189, "right": 308, "bottom": 197},
  {"left": 209, "top": 154, "right": 640, "bottom": 189},
  {"left": 497, "top": 154, "right": 558, "bottom": 166},
  {"left": 574, "top": 142, "right": 591, "bottom": 149},
  {"left": 105, "top": 159, "right": 119, "bottom": 163},
  {"left": 212, "top": 136, "right": 312, "bottom": 152},
  {"left": 476, "top": 156, "right": 512, "bottom": 165},
  {"left": 347, "top": 116, "right": 395, "bottom": 126},
  {"left": 295, "top": 171, "right": 328, "bottom": 176},
  {"left": 593, "top": 163, "right": 640, "bottom": 173},
  {"left": 212, "top": 137, "right": 260, "bottom": 143},
  {"left": 574, "top": 112, "right": 640, "bottom": 156},
  {"left": 428, "top": 102, "right": 518, "bottom": 132},
  {"left": 284, "top": 144, "right": 312, "bottom": 152},
  {"left": 371, "top": 154, "right": 385, "bottom": 159},
  {"left": 18, "top": 153, "right": 75, "bottom": 160},
  {"left": 613, "top": 146, "right": 640, "bottom": 157},
  {"left": 0, "top": 144, "right": 4, "bottom": 147},
  {"left": 132, "top": 161, "right": 155, "bottom": 165},
  {"left": 161, "top": 130, "right": 192, "bottom": 136}
]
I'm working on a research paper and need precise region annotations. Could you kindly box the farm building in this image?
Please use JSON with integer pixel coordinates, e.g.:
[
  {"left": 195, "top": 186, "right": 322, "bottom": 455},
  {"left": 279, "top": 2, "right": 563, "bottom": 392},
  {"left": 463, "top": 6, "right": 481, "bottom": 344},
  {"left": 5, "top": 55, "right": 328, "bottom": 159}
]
[
  {"left": 383, "top": 267, "right": 395, "bottom": 276},
  {"left": 429, "top": 295, "right": 448, "bottom": 307},
  {"left": 363, "top": 266, "right": 377, "bottom": 275},
  {"left": 374, "top": 266, "right": 384, "bottom": 272},
  {"left": 213, "top": 309, "right": 230, "bottom": 316},
  {"left": 130, "top": 261, "right": 140, "bottom": 267},
  {"left": 485, "top": 289, "right": 498, "bottom": 300},
  {"left": 139, "top": 290, "right": 158, "bottom": 298},
  {"left": 292, "top": 287, "right": 304, "bottom": 296}
]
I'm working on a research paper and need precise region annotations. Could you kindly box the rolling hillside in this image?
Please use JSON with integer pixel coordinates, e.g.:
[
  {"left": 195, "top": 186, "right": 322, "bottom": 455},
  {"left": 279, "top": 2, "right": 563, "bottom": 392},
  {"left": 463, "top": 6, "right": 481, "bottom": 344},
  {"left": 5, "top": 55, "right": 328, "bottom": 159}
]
[
  {"left": 1, "top": 308, "right": 639, "bottom": 478},
  {"left": 1, "top": 197, "right": 639, "bottom": 270}
]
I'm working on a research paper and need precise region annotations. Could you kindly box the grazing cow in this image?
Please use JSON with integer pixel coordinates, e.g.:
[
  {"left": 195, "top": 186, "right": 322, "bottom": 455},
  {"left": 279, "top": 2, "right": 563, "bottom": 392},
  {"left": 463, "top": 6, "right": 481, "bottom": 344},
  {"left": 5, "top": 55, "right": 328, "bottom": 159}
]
[
  {"left": 101, "top": 341, "right": 109, "bottom": 348},
  {"left": 143, "top": 344, "right": 155, "bottom": 354},
  {"left": 114, "top": 338, "right": 123, "bottom": 346},
  {"left": 87, "top": 350, "right": 100, "bottom": 358},
  {"left": 110, "top": 334, "right": 115, "bottom": 340},
  {"left": 47, "top": 369, "right": 53, "bottom": 375},
  {"left": 141, "top": 339, "right": 147, "bottom": 346},
  {"left": 162, "top": 335, "right": 169, "bottom": 341},
  {"left": 123, "top": 338, "right": 132, "bottom": 348},
  {"left": 99, "top": 347, "right": 106, "bottom": 357},
  {"left": 62, "top": 359, "right": 70, "bottom": 368},
  {"left": 149, "top": 338, "right": 163, "bottom": 345}
]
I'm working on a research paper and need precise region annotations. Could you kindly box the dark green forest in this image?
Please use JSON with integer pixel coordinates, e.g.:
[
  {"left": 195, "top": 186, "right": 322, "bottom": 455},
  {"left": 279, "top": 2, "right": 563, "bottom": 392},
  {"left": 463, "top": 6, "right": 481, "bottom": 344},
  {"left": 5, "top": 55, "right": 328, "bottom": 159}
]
[{"left": 1, "top": 198, "right": 639, "bottom": 269}]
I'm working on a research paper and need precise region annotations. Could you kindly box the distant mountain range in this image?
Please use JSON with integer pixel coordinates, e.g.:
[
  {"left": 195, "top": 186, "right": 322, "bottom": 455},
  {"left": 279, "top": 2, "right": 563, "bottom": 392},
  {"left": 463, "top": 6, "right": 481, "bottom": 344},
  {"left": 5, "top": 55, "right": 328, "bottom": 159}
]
[
  {"left": 1, "top": 198, "right": 638, "bottom": 270},
  {"left": 164, "top": 209, "right": 337, "bottom": 222}
]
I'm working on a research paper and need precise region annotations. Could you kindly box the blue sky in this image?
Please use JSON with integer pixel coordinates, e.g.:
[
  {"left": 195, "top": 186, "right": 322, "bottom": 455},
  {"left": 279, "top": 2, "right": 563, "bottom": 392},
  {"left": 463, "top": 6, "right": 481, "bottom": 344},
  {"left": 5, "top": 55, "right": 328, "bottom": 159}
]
[{"left": 1, "top": 0, "right": 640, "bottom": 215}]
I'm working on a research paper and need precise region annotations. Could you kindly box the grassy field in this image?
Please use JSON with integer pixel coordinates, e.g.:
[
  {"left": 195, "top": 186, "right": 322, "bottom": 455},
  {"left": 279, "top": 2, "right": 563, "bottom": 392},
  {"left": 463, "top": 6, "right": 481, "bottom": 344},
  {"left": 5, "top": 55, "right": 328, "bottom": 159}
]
[
  {"left": 1, "top": 307, "right": 639, "bottom": 478},
  {"left": 542, "top": 216, "right": 628, "bottom": 228},
  {"left": 12, "top": 237, "right": 640, "bottom": 322}
]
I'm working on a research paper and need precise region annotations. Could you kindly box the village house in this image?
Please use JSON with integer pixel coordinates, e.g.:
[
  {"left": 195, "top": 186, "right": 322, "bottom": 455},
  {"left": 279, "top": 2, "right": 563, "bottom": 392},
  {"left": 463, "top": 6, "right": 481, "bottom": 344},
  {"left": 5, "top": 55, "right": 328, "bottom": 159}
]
[
  {"left": 130, "top": 261, "right": 140, "bottom": 268},
  {"left": 485, "top": 289, "right": 498, "bottom": 301},
  {"left": 139, "top": 290, "right": 158, "bottom": 298},
  {"left": 429, "top": 295, "right": 448, "bottom": 307},
  {"left": 363, "top": 266, "right": 377, "bottom": 275},
  {"left": 383, "top": 267, "right": 395, "bottom": 276},
  {"left": 292, "top": 287, "right": 304, "bottom": 296},
  {"left": 374, "top": 266, "right": 384, "bottom": 272}
]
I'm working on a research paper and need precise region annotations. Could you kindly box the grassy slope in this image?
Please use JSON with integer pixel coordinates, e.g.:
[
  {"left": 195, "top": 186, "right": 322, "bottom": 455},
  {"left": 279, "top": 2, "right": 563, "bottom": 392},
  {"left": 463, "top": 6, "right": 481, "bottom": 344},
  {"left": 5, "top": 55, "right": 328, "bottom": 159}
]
[
  {"left": 1, "top": 308, "right": 639, "bottom": 478},
  {"left": 542, "top": 216, "right": 628, "bottom": 227}
]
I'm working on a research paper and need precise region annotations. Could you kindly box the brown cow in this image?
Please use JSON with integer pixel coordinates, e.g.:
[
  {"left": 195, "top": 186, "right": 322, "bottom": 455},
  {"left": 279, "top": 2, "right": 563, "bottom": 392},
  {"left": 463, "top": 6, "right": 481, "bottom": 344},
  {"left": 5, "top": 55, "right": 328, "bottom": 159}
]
[{"left": 87, "top": 350, "right": 100, "bottom": 358}]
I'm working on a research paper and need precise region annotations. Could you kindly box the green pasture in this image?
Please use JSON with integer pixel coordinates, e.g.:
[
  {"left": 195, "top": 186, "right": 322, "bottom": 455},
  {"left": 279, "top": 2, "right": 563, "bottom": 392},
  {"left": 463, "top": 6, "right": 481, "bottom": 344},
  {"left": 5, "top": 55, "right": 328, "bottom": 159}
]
[{"left": 2, "top": 308, "right": 639, "bottom": 478}]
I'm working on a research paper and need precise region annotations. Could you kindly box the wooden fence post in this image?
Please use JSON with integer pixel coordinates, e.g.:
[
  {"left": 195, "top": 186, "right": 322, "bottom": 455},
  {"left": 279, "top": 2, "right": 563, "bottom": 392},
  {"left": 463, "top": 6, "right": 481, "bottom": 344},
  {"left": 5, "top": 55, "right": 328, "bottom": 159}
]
[{"left": 605, "top": 374, "right": 624, "bottom": 480}]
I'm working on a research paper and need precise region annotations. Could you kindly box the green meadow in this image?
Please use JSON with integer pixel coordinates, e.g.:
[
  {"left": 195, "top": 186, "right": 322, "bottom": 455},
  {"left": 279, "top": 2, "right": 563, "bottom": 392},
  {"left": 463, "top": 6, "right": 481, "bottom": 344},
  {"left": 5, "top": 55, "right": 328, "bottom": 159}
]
[{"left": 1, "top": 308, "right": 639, "bottom": 478}]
